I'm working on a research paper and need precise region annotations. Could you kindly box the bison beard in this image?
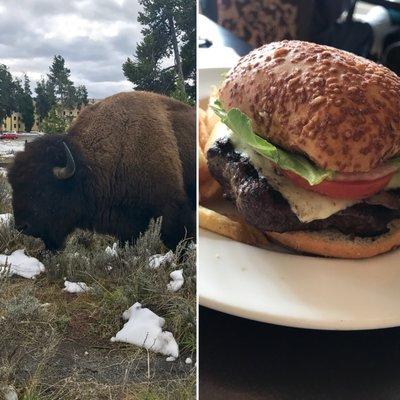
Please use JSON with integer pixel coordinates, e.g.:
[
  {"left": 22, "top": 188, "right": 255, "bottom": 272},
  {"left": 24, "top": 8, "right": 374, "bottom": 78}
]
[
  {"left": 8, "top": 91, "right": 195, "bottom": 250},
  {"left": 207, "top": 138, "right": 400, "bottom": 236}
]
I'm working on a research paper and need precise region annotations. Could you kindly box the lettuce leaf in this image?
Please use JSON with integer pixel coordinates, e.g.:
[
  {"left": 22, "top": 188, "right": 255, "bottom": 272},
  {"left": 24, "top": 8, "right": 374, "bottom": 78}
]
[{"left": 212, "top": 101, "right": 334, "bottom": 185}]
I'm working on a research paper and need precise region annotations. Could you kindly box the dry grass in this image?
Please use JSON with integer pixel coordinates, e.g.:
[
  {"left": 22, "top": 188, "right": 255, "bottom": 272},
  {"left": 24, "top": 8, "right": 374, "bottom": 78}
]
[{"left": 0, "top": 175, "right": 196, "bottom": 399}]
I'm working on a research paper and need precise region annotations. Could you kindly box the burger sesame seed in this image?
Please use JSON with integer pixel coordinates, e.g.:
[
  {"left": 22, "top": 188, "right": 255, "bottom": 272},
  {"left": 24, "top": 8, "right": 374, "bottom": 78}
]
[
  {"left": 218, "top": 40, "right": 400, "bottom": 172},
  {"left": 310, "top": 96, "right": 326, "bottom": 107}
]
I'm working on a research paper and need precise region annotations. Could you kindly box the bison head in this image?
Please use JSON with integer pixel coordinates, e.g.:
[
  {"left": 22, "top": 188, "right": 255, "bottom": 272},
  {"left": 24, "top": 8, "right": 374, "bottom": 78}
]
[{"left": 8, "top": 135, "right": 85, "bottom": 250}]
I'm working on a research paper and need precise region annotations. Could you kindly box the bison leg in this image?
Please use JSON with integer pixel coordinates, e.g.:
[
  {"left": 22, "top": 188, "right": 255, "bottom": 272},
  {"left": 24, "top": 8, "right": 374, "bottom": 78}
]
[{"left": 161, "top": 199, "right": 195, "bottom": 249}]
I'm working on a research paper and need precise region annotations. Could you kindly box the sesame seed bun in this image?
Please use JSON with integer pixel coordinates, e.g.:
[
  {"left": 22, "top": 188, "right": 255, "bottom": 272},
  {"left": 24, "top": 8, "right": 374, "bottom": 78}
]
[
  {"left": 219, "top": 40, "right": 400, "bottom": 173},
  {"left": 266, "top": 220, "right": 400, "bottom": 258}
]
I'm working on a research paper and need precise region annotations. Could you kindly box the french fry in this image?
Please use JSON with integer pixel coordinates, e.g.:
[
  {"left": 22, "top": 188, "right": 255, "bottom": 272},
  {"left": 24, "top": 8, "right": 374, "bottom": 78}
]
[
  {"left": 199, "top": 97, "right": 208, "bottom": 111},
  {"left": 206, "top": 86, "right": 220, "bottom": 133},
  {"left": 199, "top": 108, "right": 209, "bottom": 151},
  {"left": 199, "top": 104, "right": 222, "bottom": 202},
  {"left": 199, "top": 149, "right": 221, "bottom": 202},
  {"left": 199, "top": 89, "right": 220, "bottom": 151},
  {"left": 199, "top": 206, "right": 269, "bottom": 249}
]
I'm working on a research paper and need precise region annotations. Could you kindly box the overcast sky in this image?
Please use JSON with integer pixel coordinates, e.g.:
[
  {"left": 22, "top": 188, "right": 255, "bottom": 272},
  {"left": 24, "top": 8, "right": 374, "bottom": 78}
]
[{"left": 0, "top": 0, "right": 143, "bottom": 99}]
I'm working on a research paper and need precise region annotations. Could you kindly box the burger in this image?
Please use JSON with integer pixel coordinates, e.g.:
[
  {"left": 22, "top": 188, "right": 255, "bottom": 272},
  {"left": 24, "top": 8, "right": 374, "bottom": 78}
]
[{"left": 205, "top": 40, "right": 400, "bottom": 258}]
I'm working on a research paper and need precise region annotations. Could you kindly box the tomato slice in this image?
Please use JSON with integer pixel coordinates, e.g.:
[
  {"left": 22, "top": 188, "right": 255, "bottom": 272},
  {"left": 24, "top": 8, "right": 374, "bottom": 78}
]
[{"left": 282, "top": 170, "right": 395, "bottom": 200}]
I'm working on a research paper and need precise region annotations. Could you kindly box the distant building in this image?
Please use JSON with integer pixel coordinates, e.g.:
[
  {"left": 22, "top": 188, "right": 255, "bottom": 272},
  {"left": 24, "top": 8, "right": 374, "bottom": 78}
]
[
  {"left": 1, "top": 98, "right": 100, "bottom": 132},
  {"left": 2, "top": 111, "right": 39, "bottom": 132}
]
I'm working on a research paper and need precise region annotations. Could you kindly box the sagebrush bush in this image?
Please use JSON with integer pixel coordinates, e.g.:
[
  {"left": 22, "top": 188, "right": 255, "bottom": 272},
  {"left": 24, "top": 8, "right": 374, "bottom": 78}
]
[
  {"left": 0, "top": 174, "right": 11, "bottom": 214},
  {"left": 0, "top": 171, "right": 196, "bottom": 399}
]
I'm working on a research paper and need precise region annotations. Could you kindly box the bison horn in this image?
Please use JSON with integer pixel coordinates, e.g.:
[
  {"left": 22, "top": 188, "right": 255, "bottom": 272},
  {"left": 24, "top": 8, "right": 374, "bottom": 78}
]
[{"left": 53, "top": 142, "right": 76, "bottom": 180}]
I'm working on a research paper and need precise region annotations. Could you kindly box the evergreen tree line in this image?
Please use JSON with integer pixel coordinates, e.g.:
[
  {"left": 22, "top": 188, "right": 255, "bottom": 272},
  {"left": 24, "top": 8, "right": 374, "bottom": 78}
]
[
  {"left": 1, "top": 0, "right": 195, "bottom": 133},
  {"left": 123, "top": 0, "right": 195, "bottom": 104},
  {"left": 0, "top": 55, "right": 88, "bottom": 133}
]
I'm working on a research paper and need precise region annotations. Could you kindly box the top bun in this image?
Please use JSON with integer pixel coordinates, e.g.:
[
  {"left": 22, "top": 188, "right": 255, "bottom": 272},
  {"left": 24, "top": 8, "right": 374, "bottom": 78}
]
[{"left": 219, "top": 40, "right": 400, "bottom": 173}]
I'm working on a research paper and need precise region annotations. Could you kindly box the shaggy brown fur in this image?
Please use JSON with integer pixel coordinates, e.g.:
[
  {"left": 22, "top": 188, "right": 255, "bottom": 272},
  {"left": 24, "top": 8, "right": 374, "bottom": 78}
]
[{"left": 8, "top": 91, "right": 195, "bottom": 249}]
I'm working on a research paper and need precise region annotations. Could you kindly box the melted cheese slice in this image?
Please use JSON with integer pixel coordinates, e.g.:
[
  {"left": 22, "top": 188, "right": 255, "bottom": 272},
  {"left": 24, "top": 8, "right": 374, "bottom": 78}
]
[
  {"left": 244, "top": 151, "right": 357, "bottom": 223},
  {"left": 213, "top": 122, "right": 400, "bottom": 222},
  {"left": 213, "top": 123, "right": 358, "bottom": 223}
]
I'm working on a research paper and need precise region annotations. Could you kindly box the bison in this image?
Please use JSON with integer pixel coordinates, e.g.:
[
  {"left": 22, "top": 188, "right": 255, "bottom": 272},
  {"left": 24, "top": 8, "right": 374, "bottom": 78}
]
[{"left": 8, "top": 91, "right": 195, "bottom": 250}]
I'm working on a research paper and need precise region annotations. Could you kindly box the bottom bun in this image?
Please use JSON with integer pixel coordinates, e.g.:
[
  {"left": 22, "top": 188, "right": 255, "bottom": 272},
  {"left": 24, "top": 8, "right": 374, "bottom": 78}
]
[{"left": 266, "top": 220, "right": 400, "bottom": 259}]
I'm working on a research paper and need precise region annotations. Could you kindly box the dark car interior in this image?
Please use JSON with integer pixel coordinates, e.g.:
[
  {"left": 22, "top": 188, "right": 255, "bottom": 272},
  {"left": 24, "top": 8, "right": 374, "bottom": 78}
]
[{"left": 200, "top": 0, "right": 400, "bottom": 75}]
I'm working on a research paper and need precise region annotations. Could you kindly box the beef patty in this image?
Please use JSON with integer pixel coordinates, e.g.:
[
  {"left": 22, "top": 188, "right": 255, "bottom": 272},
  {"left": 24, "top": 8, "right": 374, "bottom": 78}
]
[{"left": 207, "top": 138, "right": 400, "bottom": 237}]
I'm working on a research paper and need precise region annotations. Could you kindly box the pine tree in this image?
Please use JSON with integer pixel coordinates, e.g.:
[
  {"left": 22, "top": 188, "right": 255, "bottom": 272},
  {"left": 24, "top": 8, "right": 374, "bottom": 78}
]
[
  {"left": 76, "top": 85, "right": 89, "bottom": 107},
  {"left": 35, "top": 57, "right": 88, "bottom": 125},
  {"left": 34, "top": 78, "right": 53, "bottom": 126},
  {"left": 1, "top": 57, "right": 88, "bottom": 131},
  {"left": 17, "top": 74, "right": 35, "bottom": 132},
  {"left": 41, "top": 104, "right": 68, "bottom": 134},
  {"left": 123, "top": 0, "right": 195, "bottom": 103},
  {"left": 0, "top": 64, "right": 17, "bottom": 124},
  {"left": 47, "top": 55, "right": 77, "bottom": 109},
  {"left": 123, "top": 33, "right": 176, "bottom": 95}
]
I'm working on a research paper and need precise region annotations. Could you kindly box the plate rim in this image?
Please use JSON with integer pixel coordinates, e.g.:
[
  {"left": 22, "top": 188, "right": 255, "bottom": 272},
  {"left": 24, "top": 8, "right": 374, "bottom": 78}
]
[
  {"left": 198, "top": 67, "right": 400, "bottom": 331},
  {"left": 199, "top": 293, "right": 400, "bottom": 331}
]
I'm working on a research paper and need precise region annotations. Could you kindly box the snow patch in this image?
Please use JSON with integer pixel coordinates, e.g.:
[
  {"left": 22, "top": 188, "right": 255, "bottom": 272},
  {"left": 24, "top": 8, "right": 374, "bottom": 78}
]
[
  {"left": 105, "top": 242, "right": 118, "bottom": 257},
  {"left": 0, "top": 140, "right": 25, "bottom": 157},
  {"left": 167, "top": 269, "right": 184, "bottom": 292},
  {"left": 1, "top": 385, "right": 18, "bottom": 400},
  {"left": 111, "top": 302, "right": 179, "bottom": 358},
  {"left": 166, "top": 356, "right": 176, "bottom": 362},
  {"left": 148, "top": 250, "right": 174, "bottom": 269},
  {"left": 0, "top": 213, "right": 12, "bottom": 225},
  {"left": 63, "top": 281, "right": 91, "bottom": 293},
  {"left": 0, "top": 249, "right": 45, "bottom": 279}
]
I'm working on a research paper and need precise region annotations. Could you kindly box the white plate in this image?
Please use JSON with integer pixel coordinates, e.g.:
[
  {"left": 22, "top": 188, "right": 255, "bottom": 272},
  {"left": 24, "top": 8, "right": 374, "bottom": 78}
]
[
  {"left": 199, "top": 67, "right": 400, "bottom": 330},
  {"left": 200, "top": 229, "right": 400, "bottom": 330}
]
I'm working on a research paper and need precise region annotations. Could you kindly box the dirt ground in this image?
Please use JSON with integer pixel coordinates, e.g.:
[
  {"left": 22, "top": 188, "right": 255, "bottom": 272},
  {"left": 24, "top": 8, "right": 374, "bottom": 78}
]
[{"left": 0, "top": 174, "right": 196, "bottom": 400}]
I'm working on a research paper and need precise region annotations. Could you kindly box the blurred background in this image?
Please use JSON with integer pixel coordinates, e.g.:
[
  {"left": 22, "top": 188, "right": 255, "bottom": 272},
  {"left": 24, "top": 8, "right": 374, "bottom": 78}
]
[{"left": 199, "top": 0, "right": 400, "bottom": 75}]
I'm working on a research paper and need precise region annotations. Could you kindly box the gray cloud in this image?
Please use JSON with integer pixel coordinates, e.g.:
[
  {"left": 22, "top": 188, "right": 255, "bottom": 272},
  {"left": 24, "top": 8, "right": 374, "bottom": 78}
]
[{"left": 0, "top": 0, "right": 142, "bottom": 98}]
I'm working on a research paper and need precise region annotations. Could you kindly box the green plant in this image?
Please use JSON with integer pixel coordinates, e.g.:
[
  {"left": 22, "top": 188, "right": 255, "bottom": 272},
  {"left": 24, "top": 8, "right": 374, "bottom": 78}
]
[{"left": 41, "top": 104, "right": 69, "bottom": 134}]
